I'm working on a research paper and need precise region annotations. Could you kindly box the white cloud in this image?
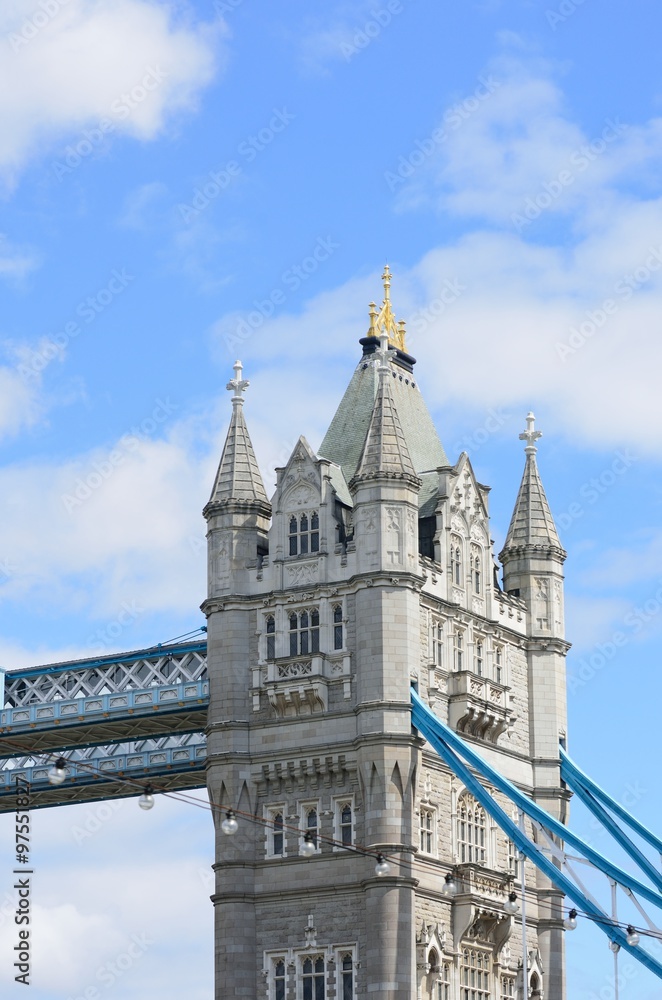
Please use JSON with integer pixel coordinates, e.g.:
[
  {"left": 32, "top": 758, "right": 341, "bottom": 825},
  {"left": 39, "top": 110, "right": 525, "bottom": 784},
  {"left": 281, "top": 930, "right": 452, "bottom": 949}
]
[
  {"left": 0, "top": 234, "right": 39, "bottom": 282},
  {"left": 0, "top": 407, "right": 215, "bottom": 630},
  {"left": 389, "top": 56, "right": 662, "bottom": 226},
  {"left": 0, "top": 1, "right": 224, "bottom": 186},
  {"left": 0, "top": 354, "right": 45, "bottom": 438}
]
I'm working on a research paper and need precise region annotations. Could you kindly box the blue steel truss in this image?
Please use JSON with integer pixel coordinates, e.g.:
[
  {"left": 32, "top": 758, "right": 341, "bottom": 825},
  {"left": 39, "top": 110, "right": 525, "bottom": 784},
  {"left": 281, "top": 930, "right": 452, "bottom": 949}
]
[
  {"left": 0, "top": 640, "right": 210, "bottom": 811},
  {"left": 411, "top": 688, "right": 662, "bottom": 981}
]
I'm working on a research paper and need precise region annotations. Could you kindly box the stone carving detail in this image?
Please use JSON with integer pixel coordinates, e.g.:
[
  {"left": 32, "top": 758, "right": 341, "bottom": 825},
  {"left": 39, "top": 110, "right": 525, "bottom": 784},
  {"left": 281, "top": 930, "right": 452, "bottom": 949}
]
[
  {"left": 286, "top": 562, "right": 318, "bottom": 586},
  {"left": 470, "top": 523, "right": 487, "bottom": 544},
  {"left": 277, "top": 661, "right": 312, "bottom": 679},
  {"left": 287, "top": 484, "right": 315, "bottom": 507}
]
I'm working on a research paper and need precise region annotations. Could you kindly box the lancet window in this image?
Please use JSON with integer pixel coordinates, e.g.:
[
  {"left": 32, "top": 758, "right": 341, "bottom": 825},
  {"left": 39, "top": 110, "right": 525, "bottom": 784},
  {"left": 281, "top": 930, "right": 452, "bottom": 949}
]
[
  {"left": 289, "top": 609, "right": 320, "bottom": 655},
  {"left": 458, "top": 793, "right": 486, "bottom": 864},
  {"left": 460, "top": 948, "right": 490, "bottom": 1000},
  {"left": 289, "top": 512, "right": 320, "bottom": 555}
]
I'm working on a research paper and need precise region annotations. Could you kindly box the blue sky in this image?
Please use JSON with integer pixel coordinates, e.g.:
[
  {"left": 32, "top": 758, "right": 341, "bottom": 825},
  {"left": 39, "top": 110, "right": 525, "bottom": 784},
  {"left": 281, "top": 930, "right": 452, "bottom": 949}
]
[{"left": 1, "top": 0, "right": 662, "bottom": 996}]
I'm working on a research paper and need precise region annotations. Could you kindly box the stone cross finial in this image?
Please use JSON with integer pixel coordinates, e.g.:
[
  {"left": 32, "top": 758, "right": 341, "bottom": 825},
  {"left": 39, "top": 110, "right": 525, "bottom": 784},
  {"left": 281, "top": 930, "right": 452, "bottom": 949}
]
[
  {"left": 375, "top": 331, "right": 397, "bottom": 373},
  {"left": 226, "top": 359, "right": 250, "bottom": 406},
  {"left": 519, "top": 411, "right": 542, "bottom": 453}
]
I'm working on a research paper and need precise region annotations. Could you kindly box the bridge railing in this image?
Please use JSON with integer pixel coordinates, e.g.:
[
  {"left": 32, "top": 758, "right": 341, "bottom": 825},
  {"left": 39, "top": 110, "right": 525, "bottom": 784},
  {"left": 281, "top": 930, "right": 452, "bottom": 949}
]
[{"left": 2, "top": 640, "right": 207, "bottom": 707}]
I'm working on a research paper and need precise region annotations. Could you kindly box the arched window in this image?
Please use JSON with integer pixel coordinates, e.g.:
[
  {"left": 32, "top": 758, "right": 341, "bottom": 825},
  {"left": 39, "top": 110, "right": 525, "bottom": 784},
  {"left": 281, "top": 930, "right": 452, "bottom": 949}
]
[
  {"left": 433, "top": 621, "right": 443, "bottom": 666},
  {"left": 333, "top": 604, "right": 344, "bottom": 650},
  {"left": 270, "top": 811, "right": 284, "bottom": 856},
  {"left": 495, "top": 645, "right": 503, "bottom": 684},
  {"left": 500, "top": 976, "right": 515, "bottom": 999},
  {"left": 274, "top": 960, "right": 286, "bottom": 1000},
  {"left": 303, "top": 806, "right": 318, "bottom": 849},
  {"left": 438, "top": 962, "right": 451, "bottom": 1000},
  {"left": 475, "top": 640, "right": 483, "bottom": 676},
  {"left": 266, "top": 616, "right": 275, "bottom": 659},
  {"left": 428, "top": 948, "right": 439, "bottom": 973},
  {"left": 289, "top": 512, "right": 320, "bottom": 556},
  {"left": 460, "top": 949, "right": 490, "bottom": 1000},
  {"left": 454, "top": 631, "right": 464, "bottom": 671},
  {"left": 302, "top": 956, "right": 325, "bottom": 1000},
  {"left": 474, "top": 555, "right": 481, "bottom": 594},
  {"left": 530, "top": 972, "right": 542, "bottom": 999},
  {"left": 338, "top": 801, "right": 353, "bottom": 847},
  {"left": 458, "top": 793, "right": 486, "bottom": 864},
  {"left": 419, "top": 807, "right": 436, "bottom": 855},
  {"left": 450, "top": 538, "right": 463, "bottom": 586},
  {"left": 289, "top": 609, "right": 320, "bottom": 655},
  {"left": 341, "top": 954, "right": 354, "bottom": 1000}
]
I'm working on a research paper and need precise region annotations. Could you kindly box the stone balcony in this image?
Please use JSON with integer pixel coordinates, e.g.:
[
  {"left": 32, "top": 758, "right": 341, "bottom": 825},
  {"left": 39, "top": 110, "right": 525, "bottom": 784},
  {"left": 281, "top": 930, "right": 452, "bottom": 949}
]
[
  {"left": 251, "top": 653, "right": 351, "bottom": 717},
  {"left": 447, "top": 671, "right": 515, "bottom": 743}
]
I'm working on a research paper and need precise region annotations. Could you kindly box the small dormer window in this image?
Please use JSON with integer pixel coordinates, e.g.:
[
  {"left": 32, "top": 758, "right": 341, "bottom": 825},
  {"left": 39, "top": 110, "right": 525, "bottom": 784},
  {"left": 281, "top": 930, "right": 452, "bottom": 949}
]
[{"left": 289, "top": 512, "right": 320, "bottom": 555}]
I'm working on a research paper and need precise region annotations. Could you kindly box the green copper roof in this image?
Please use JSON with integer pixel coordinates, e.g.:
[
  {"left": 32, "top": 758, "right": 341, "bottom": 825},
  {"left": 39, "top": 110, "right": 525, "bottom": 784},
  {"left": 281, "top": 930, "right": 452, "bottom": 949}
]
[{"left": 319, "top": 354, "right": 447, "bottom": 488}]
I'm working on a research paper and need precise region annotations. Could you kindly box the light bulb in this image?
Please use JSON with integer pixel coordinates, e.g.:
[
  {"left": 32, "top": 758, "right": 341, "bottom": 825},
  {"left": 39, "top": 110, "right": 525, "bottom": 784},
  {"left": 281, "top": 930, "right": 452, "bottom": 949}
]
[
  {"left": 564, "top": 909, "right": 578, "bottom": 931},
  {"left": 609, "top": 940, "right": 620, "bottom": 953},
  {"left": 504, "top": 891, "right": 519, "bottom": 915},
  {"left": 221, "top": 811, "right": 239, "bottom": 836},
  {"left": 442, "top": 873, "right": 457, "bottom": 897},
  {"left": 48, "top": 758, "right": 67, "bottom": 786},
  {"left": 626, "top": 926, "right": 640, "bottom": 947},
  {"left": 138, "top": 785, "right": 155, "bottom": 810},
  {"left": 375, "top": 854, "right": 391, "bottom": 876},
  {"left": 300, "top": 833, "right": 316, "bottom": 858}
]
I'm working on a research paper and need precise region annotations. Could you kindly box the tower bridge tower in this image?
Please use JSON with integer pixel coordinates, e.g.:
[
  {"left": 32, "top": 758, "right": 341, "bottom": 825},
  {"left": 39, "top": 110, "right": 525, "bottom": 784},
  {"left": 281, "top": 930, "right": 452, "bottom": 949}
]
[{"left": 202, "top": 269, "right": 569, "bottom": 999}]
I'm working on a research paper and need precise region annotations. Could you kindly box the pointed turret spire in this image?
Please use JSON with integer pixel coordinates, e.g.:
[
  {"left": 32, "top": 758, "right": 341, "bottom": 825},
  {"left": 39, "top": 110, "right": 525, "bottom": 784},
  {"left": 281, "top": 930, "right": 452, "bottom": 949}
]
[
  {"left": 207, "top": 361, "right": 269, "bottom": 506},
  {"left": 350, "top": 334, "right": 419, "bottom": 485},
  {"left": 501, "top": 412, "right": 564, "bottom": 556}
]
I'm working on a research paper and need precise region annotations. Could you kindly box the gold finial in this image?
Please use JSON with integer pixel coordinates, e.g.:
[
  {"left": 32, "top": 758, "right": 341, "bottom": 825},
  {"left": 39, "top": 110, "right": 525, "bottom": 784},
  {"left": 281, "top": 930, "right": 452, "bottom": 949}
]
[
  {"left": 367, "top": 264, "right": 406, "bottom": 352},
  {"left": 382, "top": 264, "right": 391, "bottom": 303}
]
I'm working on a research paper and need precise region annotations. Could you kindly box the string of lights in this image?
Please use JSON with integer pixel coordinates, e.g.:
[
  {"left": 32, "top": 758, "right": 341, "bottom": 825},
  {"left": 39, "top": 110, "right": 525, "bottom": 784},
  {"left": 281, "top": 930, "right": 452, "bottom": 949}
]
[{"left": 3, "top": 729, "right": 662, "bottom": 946}]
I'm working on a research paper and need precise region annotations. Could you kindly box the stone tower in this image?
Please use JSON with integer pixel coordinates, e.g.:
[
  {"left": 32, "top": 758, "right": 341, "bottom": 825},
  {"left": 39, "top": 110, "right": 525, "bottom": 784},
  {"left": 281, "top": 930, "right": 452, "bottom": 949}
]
[{"left": 203, "top": 269, "right": 569, "bottom": 999}]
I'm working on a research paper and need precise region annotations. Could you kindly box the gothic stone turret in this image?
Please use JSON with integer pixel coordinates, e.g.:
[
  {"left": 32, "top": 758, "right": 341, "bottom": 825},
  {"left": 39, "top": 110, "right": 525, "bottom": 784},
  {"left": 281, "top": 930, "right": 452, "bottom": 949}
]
[{"left": 203, "top": 274, "right": 569, "bottom": 1000}]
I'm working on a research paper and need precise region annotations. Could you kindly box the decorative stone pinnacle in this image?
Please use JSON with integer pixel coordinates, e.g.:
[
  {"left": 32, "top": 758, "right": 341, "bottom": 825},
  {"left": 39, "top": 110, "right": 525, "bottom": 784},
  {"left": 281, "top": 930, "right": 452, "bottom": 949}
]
[
  {"left": 375, "top": 331, "right": 397, "bottom": 373},
  {"left": 519, "top": 411, "right": 543, "bottom": 454},
  {"left": 226, "top": 359, "right": 250, "bottom": 407}
]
